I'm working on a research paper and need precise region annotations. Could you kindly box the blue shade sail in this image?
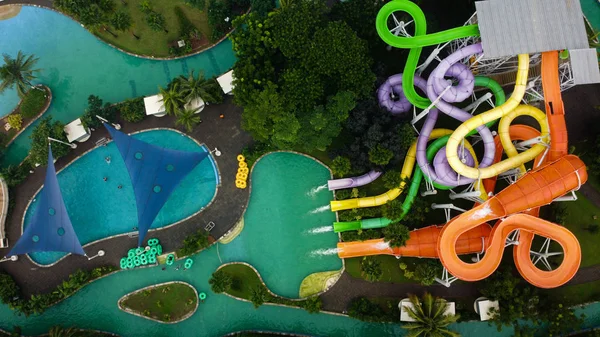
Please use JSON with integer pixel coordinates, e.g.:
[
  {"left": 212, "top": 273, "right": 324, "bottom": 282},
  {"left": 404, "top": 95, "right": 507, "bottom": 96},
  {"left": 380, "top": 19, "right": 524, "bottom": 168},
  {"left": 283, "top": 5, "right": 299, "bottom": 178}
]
[
  {"left": 8, "top": 147, "right": 85, "bottom": 257},
  {"left": 103, "top": 123, "right": 209, "bottom": 246}
]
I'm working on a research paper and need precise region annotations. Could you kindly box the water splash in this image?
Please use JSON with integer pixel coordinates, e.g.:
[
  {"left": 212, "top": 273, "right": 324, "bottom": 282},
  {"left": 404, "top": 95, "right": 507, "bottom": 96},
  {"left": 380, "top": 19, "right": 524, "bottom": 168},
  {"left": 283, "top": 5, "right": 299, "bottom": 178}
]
[
  {"left": 309, "top": 205, "right": 331, "bottom": 214},
  {"left": 309, "top": 248, "right": 339, "bottom": 257},
  {"left": 307, "top": 184, "right": 328, "bottom": 197},
  {"left": 306, "top": 226, "right": 334, "bottom": 234},
  {"left": 374, "top": 241, "right": 390, "bottom": 250}
]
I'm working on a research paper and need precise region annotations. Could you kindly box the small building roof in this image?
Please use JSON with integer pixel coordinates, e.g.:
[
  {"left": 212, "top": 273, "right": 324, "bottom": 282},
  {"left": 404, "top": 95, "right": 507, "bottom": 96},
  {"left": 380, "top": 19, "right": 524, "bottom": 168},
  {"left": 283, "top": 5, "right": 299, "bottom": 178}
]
[
  {"left": 184, "top": 97, "right": 205, "bottom": 114},
  {"left": 217, "top": 70, "right": 235, "bottom": 94},
  {"left": 475, "top": 0, "right": 589, "bottom": 58},
  {"left": 144, "top": 94, "right": 166, "bottom": 116},
  {"left": 569, "top": 49, "right": 600, "bottom": 85},
  {"left": 399, "top": 298, "right": 455, "bottom": 322},
  {"left": 64, "top": 118, "right": 90, "bottom": 143},
  {"left": 475, "top": 299, "right": 499, "bottom": 321}
]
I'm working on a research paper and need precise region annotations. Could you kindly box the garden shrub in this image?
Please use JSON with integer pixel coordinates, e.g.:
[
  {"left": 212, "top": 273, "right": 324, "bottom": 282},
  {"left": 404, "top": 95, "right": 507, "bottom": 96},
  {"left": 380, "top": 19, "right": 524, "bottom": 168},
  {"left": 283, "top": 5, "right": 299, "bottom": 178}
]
[
  {"left": 241, "top": 142, "right": 275, "bottom": 168},
  {"left": 250, "top": 0, "right": 274, "bottom": 16},
  {"left": 178, "top": 229, "right": 211, "bottom": 256},
  {"left": 1, "top": 164, "right": 31, "bottom": 188},
  {"left": 207, "top": 0, "right": 233, "bottom": 41},
  {"left": 348, "top": 297, "right": 397, "bottom": 322},
  {"left": 118, "top": 97, "right": 145, "bottom": 123},
  {"left": 209, "top": 270, "right": 233, "bottom": 293},
  {"left": 7, "top": 114, "right": 23, "bottom": 131},
  {"left": 174, "top": 6, "right": 198, "bottom": 37},
  {"left": 20, "top": 89, "right": 47, "bottom": 119}
]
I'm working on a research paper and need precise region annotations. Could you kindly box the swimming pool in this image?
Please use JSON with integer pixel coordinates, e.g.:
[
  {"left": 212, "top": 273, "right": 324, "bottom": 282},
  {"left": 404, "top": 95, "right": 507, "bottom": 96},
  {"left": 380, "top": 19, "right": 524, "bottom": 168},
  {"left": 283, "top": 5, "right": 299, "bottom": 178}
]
[
  {"left": 0, "top": 6, "right": 236, "bottom": 166},
  {"left": 22, "top": 129, "right": 218, "bottom": 265},
  {"left": 220, "top": 152, "right": 343, "bottom": 298}
]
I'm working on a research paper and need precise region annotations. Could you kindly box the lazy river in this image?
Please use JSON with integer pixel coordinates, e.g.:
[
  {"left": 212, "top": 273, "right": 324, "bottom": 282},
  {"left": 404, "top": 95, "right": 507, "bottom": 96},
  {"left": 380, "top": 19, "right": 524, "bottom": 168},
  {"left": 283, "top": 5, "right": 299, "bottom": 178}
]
[
  {"left": 23, "top": 129, "right": 218, "bottom": 265},
  {"left": 0, "top": 6, "right": 236, "bottom": 166}
]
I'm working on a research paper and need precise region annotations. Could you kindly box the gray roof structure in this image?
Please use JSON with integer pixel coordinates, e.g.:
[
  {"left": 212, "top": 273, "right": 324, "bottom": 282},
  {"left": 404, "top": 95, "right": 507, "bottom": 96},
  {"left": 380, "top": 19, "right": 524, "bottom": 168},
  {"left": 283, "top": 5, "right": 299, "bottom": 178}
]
[
  {"left": 569, "top": 49, "right": 600, "bottom": 85},
  {"left": 475, "top": 0, "right": 589, "bottom": 58}
]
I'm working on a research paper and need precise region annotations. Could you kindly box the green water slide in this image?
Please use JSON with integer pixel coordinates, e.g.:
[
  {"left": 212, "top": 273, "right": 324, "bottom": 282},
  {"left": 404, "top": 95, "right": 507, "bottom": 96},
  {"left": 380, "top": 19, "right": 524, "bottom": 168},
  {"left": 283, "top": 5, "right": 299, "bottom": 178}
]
[
  {"left": 333, "top": 77, "right": 506, "bottom": 232},
  {"left": 375, "top": 0, "right": 480, "bottom": 109}
]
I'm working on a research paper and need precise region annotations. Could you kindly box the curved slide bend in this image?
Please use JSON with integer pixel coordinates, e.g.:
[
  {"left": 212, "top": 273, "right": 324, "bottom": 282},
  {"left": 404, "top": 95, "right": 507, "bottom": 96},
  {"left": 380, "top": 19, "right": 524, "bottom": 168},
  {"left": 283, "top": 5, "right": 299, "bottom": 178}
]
[
  {"left": 438, "top": 155, "right": 587, "bottom": 288},
  {"left": 327, "top": 170, "right": 382, "bottom": 191}
]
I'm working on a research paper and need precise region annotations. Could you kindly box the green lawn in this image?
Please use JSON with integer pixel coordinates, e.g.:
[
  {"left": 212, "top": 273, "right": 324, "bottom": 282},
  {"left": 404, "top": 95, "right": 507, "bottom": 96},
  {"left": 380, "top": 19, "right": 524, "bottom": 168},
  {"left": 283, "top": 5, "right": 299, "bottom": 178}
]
[
  {"left": 19, "top": 88, "right": 48, "bottom": 118},
  {"left": 544, "top": 279, "right": 600, "bottom": 305},
  {"left": 561, "top": 193, "right": 600, "bottom": 267},
  {"left": 299, "top": 270, "right": 341, "bottom": 298},
  {"left": 220, "top": 263, "right": 263, "bottom": 300},
  {"left": 120, "top": 283, "right": 197, "bottom": 322},
  {"left": 345, "top": 256, "right": 423, "bottom": 283},
  {"left": 95, "top": 0, "right": 212, "bottom": 57}
]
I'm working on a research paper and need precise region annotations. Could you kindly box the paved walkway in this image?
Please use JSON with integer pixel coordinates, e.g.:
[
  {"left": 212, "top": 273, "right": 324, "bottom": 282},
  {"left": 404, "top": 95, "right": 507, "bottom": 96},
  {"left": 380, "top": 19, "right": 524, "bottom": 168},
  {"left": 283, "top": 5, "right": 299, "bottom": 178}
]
[{"left": 0, "top": 96, "right": 253, "bottom": 296}]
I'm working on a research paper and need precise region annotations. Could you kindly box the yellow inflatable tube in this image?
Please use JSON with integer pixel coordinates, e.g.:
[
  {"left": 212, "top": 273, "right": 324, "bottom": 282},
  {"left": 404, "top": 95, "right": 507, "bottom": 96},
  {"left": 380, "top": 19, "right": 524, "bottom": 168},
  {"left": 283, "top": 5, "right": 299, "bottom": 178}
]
[
  {"left": 447, "top": 54, "right": 537, "bottom": 179},
  {"left": 330, "top": 129, "right": 479, "bottom": 212}
]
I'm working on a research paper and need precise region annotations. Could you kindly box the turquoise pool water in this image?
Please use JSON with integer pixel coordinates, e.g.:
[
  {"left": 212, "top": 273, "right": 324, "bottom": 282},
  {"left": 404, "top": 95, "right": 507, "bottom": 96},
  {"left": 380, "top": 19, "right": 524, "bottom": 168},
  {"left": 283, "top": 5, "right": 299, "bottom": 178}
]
[
  {"left": 220, "top": 152, "right": 342, "bottom": 298},
  {"left": 0, "top": 6, "right": 236, "bottom": 166},
  {"left": 581, "top": 0, "right": 600, "bottom": 31},
  {"left": 23, "top": 129, "right": 218, "bottom": 265},
  {"left": 1, "top": 150, "right": 600, "bottom": 336}
]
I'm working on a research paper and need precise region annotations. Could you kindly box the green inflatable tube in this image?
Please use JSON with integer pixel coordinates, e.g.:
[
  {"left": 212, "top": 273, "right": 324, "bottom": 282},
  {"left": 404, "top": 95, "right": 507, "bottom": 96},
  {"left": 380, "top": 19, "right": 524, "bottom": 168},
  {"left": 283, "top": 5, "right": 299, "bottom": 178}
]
[
  {"left": 199, "top": 292, "right": 206, "bottom": 300},
  {"left": 166, "top": 254, "right": 175, "bottom": 265},
  {"left": 375, "top": 0, "right": 479, "bottom": 109}
]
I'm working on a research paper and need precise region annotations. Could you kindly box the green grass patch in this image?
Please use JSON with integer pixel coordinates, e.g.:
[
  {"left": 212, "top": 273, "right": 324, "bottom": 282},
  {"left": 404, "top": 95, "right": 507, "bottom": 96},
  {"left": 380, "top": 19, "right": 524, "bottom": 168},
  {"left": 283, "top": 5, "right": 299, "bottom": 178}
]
[
  {"left": 96, "top": 0, "right": 212, "bottom": 57},
  {"left": 120, "top": 282, "right": 197, "bottom": 323},
  {"left": 562, "top": 193, "right": 600, "bottom": 267},
  {"left": 544, "top": 279, "right": 600, "bottom": 305},
  {"left": 19, "top": 88, "right": 48, "bottom": 119},
  {"left": 299, "top": 270, "right": 341, "bottom": 298},
  {"left": 345, "top": 256, "right": 421, "bottom": 283},
  {"left": 220, "top": 263, "right": 263, "bottom": 300}
]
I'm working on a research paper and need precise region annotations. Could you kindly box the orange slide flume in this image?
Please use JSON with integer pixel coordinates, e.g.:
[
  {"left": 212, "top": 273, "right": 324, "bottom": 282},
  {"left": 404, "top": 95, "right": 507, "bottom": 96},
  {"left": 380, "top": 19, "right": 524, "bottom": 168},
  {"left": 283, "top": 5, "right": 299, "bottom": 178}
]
[
  {"left": 337, "top": 224, "right": 491, "bottom": 259},
  {"left": 437, "top": 155, "right": 587, "bottom": 288}
]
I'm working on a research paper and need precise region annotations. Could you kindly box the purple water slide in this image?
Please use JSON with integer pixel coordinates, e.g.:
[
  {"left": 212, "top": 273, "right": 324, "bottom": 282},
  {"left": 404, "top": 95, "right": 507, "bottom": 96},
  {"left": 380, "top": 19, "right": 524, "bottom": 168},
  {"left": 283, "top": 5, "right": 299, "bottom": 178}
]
[
  {"left": 377, "top": 74, "right": 412, "bottom": 115},
  {"left": 415, "top": 43, "right": 496, "bottom": 187},
  {"left": 327, "top": 170, "right": 382, "bottom": 191}
]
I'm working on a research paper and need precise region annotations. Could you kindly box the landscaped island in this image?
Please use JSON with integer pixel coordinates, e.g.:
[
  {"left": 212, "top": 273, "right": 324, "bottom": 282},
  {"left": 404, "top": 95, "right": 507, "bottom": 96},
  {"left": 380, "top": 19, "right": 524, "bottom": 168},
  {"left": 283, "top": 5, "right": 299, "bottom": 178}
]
[{"left": 118, "top": 281, "right": 199, "bottom": 323}]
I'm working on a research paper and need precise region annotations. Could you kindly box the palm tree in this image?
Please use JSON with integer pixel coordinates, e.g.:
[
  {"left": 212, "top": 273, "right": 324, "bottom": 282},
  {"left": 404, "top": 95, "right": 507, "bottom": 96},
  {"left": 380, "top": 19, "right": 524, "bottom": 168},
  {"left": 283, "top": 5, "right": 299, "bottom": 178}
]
[
  {"left": 0, "top": 51, "right": 41, "bottom": 98},
  {"left": 48, "top": 326, "right": 77, "bottom": 337},
  {"left": 177, "top": 70, "right": 221, "bottom": 103},
  {"left": 158, "top": 84, "right": 185, "bottom": 116},
  {"left": 111, "top": 11, "right": 138, "bottom": 39},
  {"left": 402, "top": 293, "right": 460, "bottom": 337},
  {"left": 175, "top": 107, "right": 201, "bottom": 132}
]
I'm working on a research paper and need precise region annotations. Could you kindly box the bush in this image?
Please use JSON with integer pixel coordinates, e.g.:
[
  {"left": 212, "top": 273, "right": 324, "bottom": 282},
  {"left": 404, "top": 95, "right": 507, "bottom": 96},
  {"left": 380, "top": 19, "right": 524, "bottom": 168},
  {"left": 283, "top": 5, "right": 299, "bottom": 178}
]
[
  {"left": 300, "top": 296, "right": 322, "bottom": 313},
  {"left": 178, "top": 229, "right": 211, "bottom": 256},
  {"left": 207, "top": 0, "right": 232, "bottom": 41},
  {"left": 250, "top": 285, "right": 268, "bottom": 308},
  {"left": 81, "top": 95, "right": 118, "bottom": 129},
  {"left": 368, "top": 144, "right": 393, "bottom": 166},
  {"left": 0, "top": 272, "right": 20, "bottom": 305},
  {"left": 348, "top": 297, "right": 397, "bottom": 322},
  {"left": 330, "top": 156, "right": 351, "bottom": 178},
  {"left": 340, "top": 228, "right": 382, "bottom": 242},
  {"left": 1, "top": 164, "right": 31, "bottom": 187},
  {"left": 7, "top": 114, "right": 23, "bottom": 130},
  {"left": 209, "top": 270, "right": 233, "bottom": 293},
  {"left": 382, "top": 221, "right": 410, "bottom": 248},
  {"left": 251, "top": 0, "right": 275, "bottom": 16},
  {"left": 360, "top": 256, "right": 382, "bottom": 282},
  {"left": 381, "top": 199, "right": 405, "bottom": 221},
  {"left": 174, "top": 6, "right": 199, "bottom": 38},
  {"left": 118, "top": 97, "right": 145, "bottom": 123},
  {"left": 382, "top": 170, "right": 403, "bottom": 190},
  {"left": 20, "top": 88, "right": 47, "bottom": 119},
  {"left": 413, "top": 260, "right": 441, "bottom": 286},
  {"left": 241, "top": 142, "right": 275, "bottom": 167},
  {"left": 29, "top": 116, "right": 69, "bottom": 165}
]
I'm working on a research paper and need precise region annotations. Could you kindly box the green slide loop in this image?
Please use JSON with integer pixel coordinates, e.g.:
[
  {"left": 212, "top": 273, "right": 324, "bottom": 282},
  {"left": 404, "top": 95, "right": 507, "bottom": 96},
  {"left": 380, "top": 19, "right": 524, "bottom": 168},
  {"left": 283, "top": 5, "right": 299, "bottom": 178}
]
[{"left": 375, "top": 0, "right": 480, "bottom": 108}]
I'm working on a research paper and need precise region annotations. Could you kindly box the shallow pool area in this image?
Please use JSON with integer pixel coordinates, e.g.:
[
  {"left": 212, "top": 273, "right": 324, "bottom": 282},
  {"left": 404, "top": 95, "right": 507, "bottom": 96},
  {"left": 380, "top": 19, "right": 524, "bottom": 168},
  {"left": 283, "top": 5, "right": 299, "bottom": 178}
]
[
  {"left": 0, "top": 6, "right": 236, "bottom": 166},
  {"left": 220, "top": 152, "right": 343, "bottom": 298},
  {"left": 23, "top": 129, "right": 218, "bottom": 265}
]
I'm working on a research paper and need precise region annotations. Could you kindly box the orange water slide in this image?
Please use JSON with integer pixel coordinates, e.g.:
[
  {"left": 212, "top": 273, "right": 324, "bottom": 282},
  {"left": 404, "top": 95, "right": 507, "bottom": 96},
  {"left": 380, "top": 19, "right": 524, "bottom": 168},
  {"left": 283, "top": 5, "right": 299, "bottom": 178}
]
[
  {"left": 542, "top": 51, "right": 568, "bottom": 161},
  {"left": 437, "top": 155, "right": 587, "bottom": 288},
  {"left": 337, "top": 224, "right": 491, "bottom": 259}
]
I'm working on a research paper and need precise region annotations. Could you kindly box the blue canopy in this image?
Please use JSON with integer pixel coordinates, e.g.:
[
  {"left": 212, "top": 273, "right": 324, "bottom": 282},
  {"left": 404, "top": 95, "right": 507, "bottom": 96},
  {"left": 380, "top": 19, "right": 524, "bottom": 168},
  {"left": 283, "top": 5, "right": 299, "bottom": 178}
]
[
  {"left": 103, "top": 123, "right": 209, "bottom": 246},
  {"left": 8, "top": 147, "right": 85, "bottom": 257}
]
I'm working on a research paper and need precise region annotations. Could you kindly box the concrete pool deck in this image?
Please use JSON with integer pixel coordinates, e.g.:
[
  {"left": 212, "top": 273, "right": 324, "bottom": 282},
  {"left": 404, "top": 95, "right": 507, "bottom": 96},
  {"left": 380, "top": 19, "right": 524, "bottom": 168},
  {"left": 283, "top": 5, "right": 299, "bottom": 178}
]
[{"left": 0, "top": 96, "right": 253, "bottom": 296}]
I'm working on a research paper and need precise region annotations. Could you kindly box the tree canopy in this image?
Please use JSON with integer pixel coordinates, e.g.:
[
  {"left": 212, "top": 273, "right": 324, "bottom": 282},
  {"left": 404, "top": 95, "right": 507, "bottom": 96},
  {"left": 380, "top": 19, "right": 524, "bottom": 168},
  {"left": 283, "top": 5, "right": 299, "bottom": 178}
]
[
  {"left": 29, "top": 117, "right": 70, "bottom": 165},
  {"left": 231, "top": 1, "right": 375, "bottom": 152}
]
